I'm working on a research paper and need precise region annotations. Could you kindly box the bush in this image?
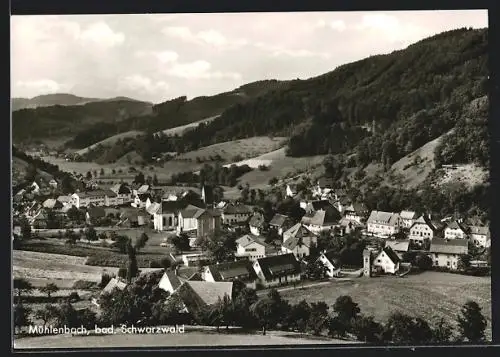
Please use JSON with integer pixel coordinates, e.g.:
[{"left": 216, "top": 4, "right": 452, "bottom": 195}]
[
  {"left": 98, "top": 273, "right": 113, "bottom": 289},
  {"left": 72, "top": 280, "right": 97, "bottom": 290},
  {"left": 149, "top": 260, "right": 163, "bottom": 268},
  {"left": 269, "top": 177, "right": 278, "bottom": 185},
  {"left": 118, "top": 268, "right": 127, "bottom": 279},
  {"left": 68, "top": 292, "right": 80, "bottom": 302},
  {"left": 258, "top": 165, "right": 270, "bottom": 171}
]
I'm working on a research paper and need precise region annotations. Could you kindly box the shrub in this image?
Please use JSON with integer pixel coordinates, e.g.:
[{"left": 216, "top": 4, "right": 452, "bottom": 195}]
[
  {"left": 98, "top": 274, "right": 113, "bottom": 289},
  {"left": 72, "top": 280, "right": 97, "bottom": 290},
  {"left": 258, "top": 165, "right": 270, "bottom": 171},
  {"left": 149, "top": 260, "right": 163, "bottom": 268},
  {"left": 68, "top": 292, "right": 80, "bottom": 302},
  {"left": 118, "top": 268, "right": 127, "bottom": 279}
]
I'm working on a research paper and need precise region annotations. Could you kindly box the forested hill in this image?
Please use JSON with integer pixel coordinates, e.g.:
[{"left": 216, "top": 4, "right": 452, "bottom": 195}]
[
  {"left": 145, "top": 27, "right": 488, "bottom": 168},
  {"left": 12, "top": 79, "right": 290, "bottom": 148}
]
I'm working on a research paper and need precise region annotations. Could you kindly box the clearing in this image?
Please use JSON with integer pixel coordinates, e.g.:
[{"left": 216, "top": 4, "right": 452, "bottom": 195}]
[
  {"left": 75, "top": 131, "right": 144, "bottom": 156},
  {"left": 433, "top": 164, "right": 489, "bottom": 188},
  {"left": 174, "top": 136, "right": 286, "bottom": 163},
  {"left": 157, "top": 115, "right": 220, "bottom": 137},
  {"left": 280, "top": 271, "right": 491, "bottom": 340}
]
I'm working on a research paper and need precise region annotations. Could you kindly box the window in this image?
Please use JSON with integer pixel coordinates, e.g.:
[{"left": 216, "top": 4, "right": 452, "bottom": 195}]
[{"left": 447, "top": 261, "right": 450, "bottom": 267}]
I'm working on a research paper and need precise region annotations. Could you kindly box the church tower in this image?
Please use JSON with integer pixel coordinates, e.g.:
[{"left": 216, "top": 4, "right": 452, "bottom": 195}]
[{"left": 363, "top": 249, "right": 372, "bottom": 277}]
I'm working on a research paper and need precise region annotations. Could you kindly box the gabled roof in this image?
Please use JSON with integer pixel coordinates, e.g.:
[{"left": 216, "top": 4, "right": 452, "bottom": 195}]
[
  {"left": 161, "top": 200, "right": 190, "bottom": 213},
  {"left": 180, "top": 206, "right": 206, "bottom": 219},
  {"left": 249, "top": 213, "right": 265, "bottom": 228},
  {"left": 101, "top": 278, "right": 127, "bottom": 295},
  {"left": 367, "top": 211, "right": 400, "bottom": 225},
  {"left": 223, "top": 204, "right": 252, "bottom": 215},
  {"left": 76, "top": 189, "right": 117, "bottom": 198},
  {"left": 159, "top": 270, "right": 183, "bottom": 292},
  {"left": 56, "top": 195, "right": 71, "bottom": 203},
  {"left": 284, "top": 223, "right": 315, "bottom": 240},
  {"left": 43, "top": 198, "right": 62, "bottom": 209},
  {"left": 339, "top": 217, "right": 364, "bottom": 228},
  {"left": 206, "top": 260, "right": 257, "bottom": 282},
  {"left": 269, "top": 214, "right": 291, "bottom": 228},
  {"left": 446, "top": 220, "right": 469, "bottom": 233},
  {"left": 137, "top": 193, "right": 152, "bottom": 202},
  {"left": 256, "top": 253, "right": 301, "bottom": 280},
  {"left": 60, "top": 204, "right": 76, "bottom": 213},
  {"left": 174, "top": 281, "right": 233, "bottom": 313},
  {"left": 429, "top": 238, "right": 468, "bottom": 255},
  {"left": 411, "top": 215, "right": 438, "bottom": 231},
  {"left": 137, "top": 185, "right": 150, "bottom": 194},
  {"left": 320, "top": 250, "right": 341, "bottom": 268},
  {"left": 308, "top": 200, "right": 333, "bottom": 212},
  {"left": 379, "top": 246, "right": 401, "bottom": 264},
  {"left": 344, "top": 202, "right": 368, "bottom": 214},
  {"left": 282, "top": 235, "right": 313, "bottom": 250},
  {"left": 146, "top": 202, "right": 161, "bottom": 215},
  {"left": 111, "top": 183, "right": 132, "bottom": 195},
  {"left": 301, "top": 207, "right": 341, "bottom": 226},
  {"left": 400, "top": 210, "right": 417, "bottom": 220},
  {"left": 236, "top": 234, "right": 269, "bottom": 248},
  {"left": 384, "top": 240, "right": 410, "bottom": 252}
]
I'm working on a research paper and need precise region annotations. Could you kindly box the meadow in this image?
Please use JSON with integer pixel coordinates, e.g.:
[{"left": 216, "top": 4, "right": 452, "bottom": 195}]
[{"left": 281, "top": 271, "right": 492, "bottom": 340}]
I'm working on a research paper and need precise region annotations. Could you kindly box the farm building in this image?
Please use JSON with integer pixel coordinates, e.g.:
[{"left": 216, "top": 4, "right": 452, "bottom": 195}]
[
  {"left": 372, "top": 246, "right": 401, "bottom": 274},
  {"left": 429, "top": 238, "right": 468, "bottom": 270},
  {"left": 409, "top": 215, "right": 441, "bottom": 245},
  {"left": 317, "top": 250, "right": 342, "bottom": 277},
  {"left": 221, "top": 203, "right": 253, "bottom": 225},
  {"left": 444, "top": 220, "right": 469, "bottom": 240},
  {"left": 235, "top": 234, "right": 274, "bottom": 262},
  {"left": 366, "top": 211, "right": 401, "bottom": 238},
  {"left": 203, "top": 260, "right": 258, "bottom": 289},
  {"left": 253, "top": 253, "right": 302, "bottom": 288},
  {"left": 269, "top": 213, "right": 294, "bottom": 236},
  {"left": 469, "top": 225, "right": 490, "bottom": 248},
  {"left": 167, "top": 281, "right": 233, "bottom": 315}
]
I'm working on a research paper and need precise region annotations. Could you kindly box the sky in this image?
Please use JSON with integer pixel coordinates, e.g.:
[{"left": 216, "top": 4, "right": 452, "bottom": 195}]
[{"left": 11, "top": 10, "right": 488, "bottom": 104}]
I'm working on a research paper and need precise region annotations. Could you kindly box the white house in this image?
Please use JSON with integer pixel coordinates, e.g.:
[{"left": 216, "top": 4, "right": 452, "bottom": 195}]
[
  {"left": 253, "top": 253, "right": 302, "bottom": 288},
  {"left": 343, "top": 202, "right": 368, "bottom": 223},
  {"left": 429, "top": 238, "right": 468, "bottom": 270},
  {"left": 235, "top": 234, "right": 272, "bottom": 261},
  {"left": 70, "top": 190, "right": 117, "bottom": 208},
  {"left": 110, "top": 183, "right": 133, "bottom": 203},
  {"left": 301, "top": 206, "right": 341, "bottom": 233},
  {"left": 409, "top": 215, "right": 441, "bottom": 245},
  {"left": 317, "top": 250, "right": 342, "bottom": 277},
  {"left": 249, "top": 212, "right": 265, "bottom": 236},
  {"left": 177, "top": 207, "right": 221, "bottom": 238},
  {"left": 366, "top": 211, "right": 401, "bottom": 237},
  {"left": 158, "top": 270, "right": 183, "bottom": 295},
  {"left": 372, "top": 246, "right": 401, "bottom": 274},
  {"left": 152, "top": 201, "right": 190, "bottom": 231},
  {"left": 384, "top": 240, "right": 410, "bottom": 259},
  {"left": 469, "top": 225, "right": 490, "bottom": 248},
  {"left": 181, "top": 252, "right": 209, "bottom": 267},
  {"left": 221, "top": 204, "right": 253, "bottom": 225},
  {"left": 269, "top": 214, "right": 294, "bottom": 236},
  {"left": 203, "top": 260, "right": 258, "bottom": 289},
  {"left": 399, "top": 210, "right": 417, "bottom": 229},
  {"left": 444, "top": 221, "right": 469, "bottom": 240},
  {"left": 286, "top": 184, "right": 298, "bottom": 198}
]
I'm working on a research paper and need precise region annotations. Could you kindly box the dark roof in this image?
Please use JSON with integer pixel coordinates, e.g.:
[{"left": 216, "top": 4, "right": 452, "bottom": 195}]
[
  {"left": 269, "top": 214, "right": 291, "bottom": 227},
  {"left": 301, "top": 206, "right": 341, "bottom": 226},
  {"left": 223, "top": 204, "right": 252, "bottom": 215},
  {"left": 318, "top": 177, "right": 334, "bottom": 188},
  {"left": 446, "top": 220, "right": 469, "bottom": 232},
  {"left": 309, "top": 200, "right": 333, "bottom": 212},
  {"left": 77, "top": 190, "right": 116, "bottom": 198},
  {"left": 206, "top": 260, "right": 257, "bottom": 282},
  {"left": 256, "top": 253, "right": 301, "bottom": 280},
  {"left": 162, "top": 270, "right": 182, "bottom": 291},
  {"left": 381, "top": 246, "right": 401, "bottom": 264},
  {"left": 429, "top": 239, "right": 468, "bottom": 255},
  {"left": 345, "top": 202, "right": 368, "bottom": 214},
  {"left": 282, "top": 235, "right": 313, "bottom": 250},
  {"left": 138, "top": 193, "right": 152, "bottom": 201},
  {"left": 187, "top": 272, "right": 203, "bottom": 281},
  {"left": 321, "top": 250, "right": 341, "bottom": 267},
  {"left": 411, "top": 215, "right": 438, "bottom": 231},
  {"left": 283, "top": 223, "right": 315, "bottom": 240},
  {"left": 202, "top": 185, "right": 214, "bottom": 204},
  {"left": 160, "top": 200, "right": 189, "bottom": 213},
  {"left": 249, "top": 213, "right": 265, "bottom": 228}
]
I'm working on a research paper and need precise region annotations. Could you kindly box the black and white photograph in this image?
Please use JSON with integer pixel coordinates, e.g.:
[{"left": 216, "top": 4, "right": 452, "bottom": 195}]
[{"left": 11, "top": 9, "right": 491, "bottom": 349}]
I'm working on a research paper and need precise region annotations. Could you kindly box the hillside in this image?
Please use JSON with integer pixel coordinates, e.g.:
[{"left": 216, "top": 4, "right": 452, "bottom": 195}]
[
  {"left": 11, "top": 93, "right": 100, "bottom": 111},
  {"left": 12, "top": 79, "right": 289, "bottom": 148}
]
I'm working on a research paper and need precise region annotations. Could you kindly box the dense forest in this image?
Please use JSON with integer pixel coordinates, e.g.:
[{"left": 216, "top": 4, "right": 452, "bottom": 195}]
[
  {"left": 170, "top": 163, "right": 253, "bottom": 187},
  {"left": 74, "top": 28, "right": 489, "bottom": 169}
]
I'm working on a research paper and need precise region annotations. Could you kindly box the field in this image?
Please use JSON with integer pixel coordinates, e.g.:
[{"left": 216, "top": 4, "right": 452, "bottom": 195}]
[
  {"left": 157, "top": 115, "right": 220, "bottom": 136},
  {"left": 75, "top": 130, "right": 144, "bottom": 156},
  {"left": 174, "top": 136, "right": 286, "bottom": 162},
  {"left": 436, "top": 164, "right": 489, "bottom": 188},
  {"left": 14, "top": 329, "right": 352, "bottom": 349},
  {"left": 281, "top": 271, "right": 492, "bottom": 340}
]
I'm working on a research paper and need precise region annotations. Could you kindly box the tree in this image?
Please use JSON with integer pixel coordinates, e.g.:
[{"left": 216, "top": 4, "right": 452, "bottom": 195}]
[
  {"left": 415, "top": 253, "right": 433, "bottom": 270},
  {"left": 153, "top": 174, "right": 159, "bottom": 185},
  {"left": 209, "top": 294, "right": 234, "bottom": 331},
  {"left": 160, "top": 257, "right": 172, "bottom": 270},
  {"left": 431, "top": 317, "right": 453, "bottom": 343},
  {"left": 85, "top": 226, "right": 98, "bottom": 241},
  {"left": 25, "top": 164, "right": 37, "bottom": 182},
  {"left": 286, "top": 300, "right": 311, "bottom": 332},
  {"left": 14, "top": 304, "right": 32, "bottom": 333},
  {"left": 172, "top": 233, "right": 190, "bottom": 254},
  {"left": 351, "top": 315, "right": 383, "bottom": 343},
  {"left": 241, "top": 187, "right": 250, "bottom": 202},
  {"left": 134, "top": 233, "right": 149, "bottom": 251},
  {"left": 86, "top": 171, "right": 92, "bottom": 180},
  {"left": 250, "top": 289, "right": 288, "bottom": 335},
  {"left": 305, "top": 260, "right": 329, "bottom": 280},
  {"left": 382, "top": 312, "right": 433, "bottom": 344},
  {"left": 458, "top": 254, "right": 472, "bottom": 270},
  {"left": 307, "top": 301, "right": 330, "bottom": 335},
  {"left": 14, "top": 278, "right": 34, "bottom": 301},
  {"left": 53, "top": 301, "right": 80, "bottom": 328},
  {"left": 35, "top": 304, "right": 59, "bottom": 328},
  {"left": 39, "top": 283, "right": 59, "bottom": 299},
  {"left": 126, "top": 242, "right": 139, "bottom": 283},
  {"left": 457, "top": 300, "right": 487, "bottom": 342},
  {"left": 100, "top": 168, "right": 105, "bottom": 176},
  {"left": 20, "top": 216, "right": 32, "bottom": 240},
  {"left": 134, "top": 172, "right": 145, "bottom": 185},
  {"left": 333, "top": 295, "right": 361, "bottom": 324}
]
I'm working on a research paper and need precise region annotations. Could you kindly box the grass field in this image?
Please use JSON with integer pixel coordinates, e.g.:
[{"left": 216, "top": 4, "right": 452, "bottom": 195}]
[
  {"left": 75, "top": 131, "right": 144, "bottom": 156},
  {"left": 174, "top": 136, "right": 286, "bottom": 162},
  {"left": 157, "top": 115, "right": 220, "bottom": 137},
  {"left": 14, "top": 329, "right": 352, "bottom": 349},
  {"left": 281, "top": 271, "right": 492, "bottom": 340}
]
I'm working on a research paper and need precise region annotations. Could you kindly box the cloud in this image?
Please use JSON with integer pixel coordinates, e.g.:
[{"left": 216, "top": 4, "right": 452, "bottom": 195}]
[
  {"left": 255, "top": 42, "right": 330, "bottom": 59},
  {"left": 355, "top": 13, "right": 427, "bottom": 44},
  {"left": 162, "top": 26, "right": 247, "bottom": 49},
  {"left": 118, "top": 74, "right": 169, "bottom": 94},
  {"left": 15, "top": 79, "right": 70, "bottom": 95},
  {"left": 78, "top": 22, "right": 125, "bottom": 47},
  {"left": 166, "top": 60, "right": 241, "bottom": 80},
  {"left": 315, "top": 19, "right": 347, "bottom": 32}
]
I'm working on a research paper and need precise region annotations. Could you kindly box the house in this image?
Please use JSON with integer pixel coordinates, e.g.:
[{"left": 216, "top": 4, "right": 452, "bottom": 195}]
[
  {"left": 86, "top": 206, "right": 106, "bottom": 223},
  {"left": 372, "top": 246, "right": 401, "bottom": 274},
  {"left": 253, "top": 253, "right": 302, "bottom": 288},
  {"left": 132, "top": 194, "right": 153, "bottom": 209},
  {"left": 181, "top": 252, "right": 210, "bottom": 267},
  {"left": 444, "top": 220, "right": 469, "bottom": 240},
  {"left": 303, "top": 200, "right": 332, "bottom": 214},
  {"left": 409, "top": 215, "right": 441, "bottom": 245},
  {"left": 56, "top": 195, "right": 72, "bottom": 206},
  {"left": 153, "top": 201, "right": 190, "bottom": 231},
  {"left": 281, "top": 232, "right": 317, "bottom": 259},
  {"left": 283, "top": 223, "right": 316, "bottom": 243},
  {"left": 399, "top": 210, "right": 417, "bottom": 229},
  {"left": 469, "top": 225, "right": 490, "bottom": 248},
  {"left": 249, "top": 212, "right": 265, "bottom": 236},
  {"left": 221, "top": 204, "right": 253, "bottom": 225},
  {"left": 343, "top": 202, "right": 369, "bottom": 223},
  {"left": 168, "top": 281, "right": 233, "bottom": 315},
  {"left": 48, "top": 179, "right": 58, "bottom": 189},
  {"left": 286, "top": 184, "right": 298, "bottom": 198},
  {"left": 93, "top": 278, "right": 128, "bottom": 307},
  {"left": 70, "top": 190, "right": 117, "bottom": 208},
  {"left": 132, "top": 184, "right": 150, "bottom": 196},
  {"left": 158, "top": 270, "right": 183, "bottom": 295},
  {"left": 235, "top": 234, "right": 274, "bottom": 261},
  {"left": 269, "top": 214, "right": 294, "bottom": 236},
  {"left": 42, "top": 198, "right": 63, "bottom": 210},
  {"left": 366, "top": 211, "right": 401, "bottom": 237},
  {"left": 333, "top": 196, "right": 352, "bottom": 214},
  {"left": 203, "top": 260, "right": 258, "bottom": 289},
  {"left": 384, "top": 240, "right": 410, "bottom": 259},
  {"left": 177, "top": 207, "right": 221, "bottom": 238},
  {"left": 119, "top": 207, "right": 151, "bottom": 227},
  {"left": 317, "top": 250, "right": 342, "bottom": 277},
  {"left": 30, "top": 181, "right": 40, "bottom": 195},
  {"left": 301, "top": 206, "right": 341, "bottom": 233},
  {"left": 201, "top": 185, "right": 214, "bottom": 205},
  {"left": 429, "top": 238, "right": 468, "bottom": 270},
  {"left": 146, "top": 201, "right": 161, "bottom": 216},
  {"left": 110, "top": 183, "right": 133, "bottom": 203},
  {"left": 339, "top": 217, "right": 364, "bottom": 234}
]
